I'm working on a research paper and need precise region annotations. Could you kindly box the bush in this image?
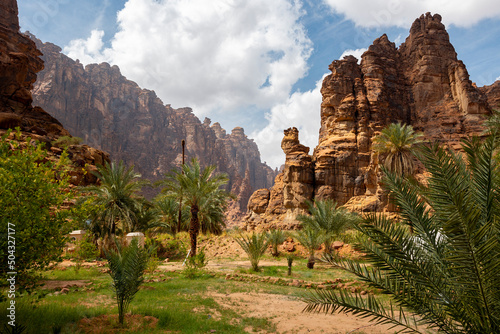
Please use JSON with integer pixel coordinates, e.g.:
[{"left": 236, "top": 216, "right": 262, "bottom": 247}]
[
  {"left": 0, "top": 130, "right": 75, "bottom": 292},
  {"left": 155, "top": 234, "right": 187, "bottom": 260},
  {"left": 235, "top": 232, "right": 269, "bottom": 272},
  {"left": 51, "top": 136, "right": 83, "bottom": 148}
]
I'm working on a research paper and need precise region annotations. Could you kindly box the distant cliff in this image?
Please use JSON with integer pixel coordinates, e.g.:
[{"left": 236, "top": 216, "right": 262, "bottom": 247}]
[
  {"left": 30, "top": 36, "right": 276, "bottom": 220},
  {"left": 244, "top": 13, "right": 493, "bottom": 230},
  {"left": 0, "top": 0, "right": 108, "bottom": 186}
]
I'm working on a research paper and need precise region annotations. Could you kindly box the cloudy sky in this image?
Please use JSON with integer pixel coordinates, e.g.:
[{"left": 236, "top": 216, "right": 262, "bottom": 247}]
[{"left": 18, "top": 0, "right": 500, "bottom": 168}]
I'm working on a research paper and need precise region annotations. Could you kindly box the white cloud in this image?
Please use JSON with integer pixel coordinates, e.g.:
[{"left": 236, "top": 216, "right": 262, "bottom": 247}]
[
  {"left": 251, "top": 74, "right": 326, "bottom": 168},
  {"left": 339, "top": 48, "right": 367, "bottom": 63},
  {"left": 322, "top": 0, "right": 500, "bottom": 28},
  {"left": 64, "top": 30, "right": 107, "bottom": 65},
  {"left": 496, "top": 76, "right": 500, "bottom": 82},
  {"left": 63, "top": 0, "right": 313, "bottom": 119}
]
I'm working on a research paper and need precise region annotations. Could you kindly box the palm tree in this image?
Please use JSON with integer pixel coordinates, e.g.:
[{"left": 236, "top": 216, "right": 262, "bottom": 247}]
[
  {"left": 267, "top": 229, "right": 287, "bottom": 257},
  {"left": 235, "top": 232, "right": 270, "bottom": 272},
  {"left": 153, "top": 196, "right": 189, "bottom": 236},
  {"left": 372, "top": 122, "right": 423, "bottom": 176},
  {"left": 303, "top": 133, "right": 500, "bottom": 333},
  {"left": 84, "top": 161, "right": 145, "bottom": 240},
  {"left": 159, "top": 159, "right": 230, "bottom": 257},
  {"left": 294, "top": 227, "right": 326, "bottom": 269},
  {"left": 297, "top": 199, "right": 360, "bottom": 254},
  {"left": 105, "top": 238, "right": 150, "bottom": 325}
]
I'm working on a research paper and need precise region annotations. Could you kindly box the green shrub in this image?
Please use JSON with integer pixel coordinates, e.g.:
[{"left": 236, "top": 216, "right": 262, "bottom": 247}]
[
  {"left": 235, "top": 232, "right": 269, "bottom": 272},
  {"left": 51, "top": 136, "right": 83, "bottom": 148},
  {"left": 155, "top": 234, "right": 187, "bottom": 259}
]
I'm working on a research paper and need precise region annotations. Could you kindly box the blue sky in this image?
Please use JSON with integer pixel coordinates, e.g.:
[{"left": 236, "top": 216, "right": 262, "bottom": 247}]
[{"left": 18, "top": 0, "right": 500, "bottom": 168}]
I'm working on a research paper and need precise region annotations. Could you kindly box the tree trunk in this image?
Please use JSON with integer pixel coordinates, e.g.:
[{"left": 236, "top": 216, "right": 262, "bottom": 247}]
[
  {"left": 189, "top": 203, "right": 200, "bottom": 257},
  {"left": 306, "top": 254, "right": 315, "bottom": 269}
]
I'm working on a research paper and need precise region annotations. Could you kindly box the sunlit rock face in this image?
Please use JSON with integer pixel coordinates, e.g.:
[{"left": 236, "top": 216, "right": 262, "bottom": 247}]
[{"left": 243, "top": 13, "right": 491, "bottom": 230}]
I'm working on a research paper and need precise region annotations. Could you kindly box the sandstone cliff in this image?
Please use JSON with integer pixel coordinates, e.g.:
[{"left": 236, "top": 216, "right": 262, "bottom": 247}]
[
  {"left": 0, "top": 0, "right": 109, "bottom": 186},
  {"left": 244, "top": 13, "right": 491, "bottom": 230},
  {"left": 30, "top": 37, "right": 276, "bottom": 219},
  {"left": 480, "top": 81, "right": 500, "bottom": 111}
]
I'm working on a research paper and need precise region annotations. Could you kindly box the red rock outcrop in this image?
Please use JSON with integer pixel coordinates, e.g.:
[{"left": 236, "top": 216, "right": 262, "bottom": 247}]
[
  {"left": 30, "top": 36, "right": 276, "bottom": 218},
  {"left": 479, "top": 81, "right": 500, "bottom": 111},
  {"left": 0, "top": 0, "right": 109, "bottom": 186},
  {"left": 243, "top": 13, "right": 491, "bottom": 230}
]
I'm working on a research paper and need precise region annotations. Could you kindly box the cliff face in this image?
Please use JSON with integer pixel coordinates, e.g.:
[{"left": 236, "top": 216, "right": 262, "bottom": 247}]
[
  {"left": 0, "top": 0, "right": 108, "bottom": 186},
  {"left": 30, "top": 38, "right": 276, "bottom": 218},
  {"left": 244, "top": 13, "right": 491, "bottom": 230},
  {"left": 479, "top": 81, "right": 500, "bottom": 111}
]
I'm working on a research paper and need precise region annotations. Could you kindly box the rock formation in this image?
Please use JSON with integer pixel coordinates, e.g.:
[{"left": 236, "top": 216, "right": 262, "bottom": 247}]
[
  {"left": 0, "top": 0, "right": 108, "bottom": 186},
  {"left": 244, "top": 13, "right": 491, "bottom": 230},
  {"left": 30, "top": 37, "right": 276, "bottom": 219},
  {"left": 480, "top": 81, "right": 500, "bottom": 111}
]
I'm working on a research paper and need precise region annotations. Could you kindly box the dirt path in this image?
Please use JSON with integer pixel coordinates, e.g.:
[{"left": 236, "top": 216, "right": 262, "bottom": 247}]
[{"left": 209, "top": 291, "right": 396, "bottom": 334}]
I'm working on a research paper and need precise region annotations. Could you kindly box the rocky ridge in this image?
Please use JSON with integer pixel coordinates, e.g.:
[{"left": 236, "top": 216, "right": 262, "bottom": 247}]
[
  {"left": 0, "top": 0, "right": 108, "bottom": 185},
  {"left": 244, "top": 13, "right": 493, "bottom": 230},
  {"left": 30, "top": 37, "right": 276, "bottom": 221}
]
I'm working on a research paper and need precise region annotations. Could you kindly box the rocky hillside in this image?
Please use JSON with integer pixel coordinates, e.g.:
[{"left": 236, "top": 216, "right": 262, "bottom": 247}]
[
  {"left": 0, "top": 0, "right": 108, "bottom": 186},
  {"left": 29, "top": 37, "right": 276, "bottom": 218},
  {"left": 244, "top": 13, "right": 494, "bottom": 230}
]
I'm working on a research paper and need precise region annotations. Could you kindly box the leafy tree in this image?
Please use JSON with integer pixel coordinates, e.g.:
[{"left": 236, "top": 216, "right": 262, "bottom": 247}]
[
  {"left": 0, "top": 130, "right": 74, "bottom": 291},
  {"left": 303, "top": 133, "right": 500, "bottom": 333},
  {"left": 297, "top": 199, "right": 360, "bottom": 254},
  {"left": 105, "top": 238, "right": 150, "bottom": 325},
  {"left": 159, "top": 159, "right": 230, "bottom": 257},
  {"left": 267, "top": 229, "right": 287, "bottom": 257},
  {"left": 83, "top": 161, "right": 145, "bottom": 240},
  {"left": 235, "top": 232, "right": 270, "bottom": 272},
  {"left": 372, "top": 122, "right": 423, "bottom": 176},
  {"left": 294, "top": 227, "right": 326, "bottom": 269}
]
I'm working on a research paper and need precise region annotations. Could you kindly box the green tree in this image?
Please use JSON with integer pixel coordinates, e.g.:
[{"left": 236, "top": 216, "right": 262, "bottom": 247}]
[
  {"left": 267, "top": 229, "right": 287, "bottom": 257},
  {"left": 159, "top": 159, "right": 230, "bottom": 257},
  {"left": 304, "top": 134, "right": 500, "bottom": 333},
  {"left": 83, "top": 161, "right": 145, "bottom": 240},
  {"left": 235, "top": 232, "right": 270, "bottom": 272},
  {"left": 372, "top": 122, "right": 423, "bottom": 176},
  {"left": 105, "top": 238, "right": 150, "bottom": 325},
  {"left": 294, "top": 227, "right": 326, "bottom": 269},
  {"left": 297, "top": 199, "right": 359, "bottom": 254},
  {"left": 0, "top": 130, "right": 74, "bottom": 290}
]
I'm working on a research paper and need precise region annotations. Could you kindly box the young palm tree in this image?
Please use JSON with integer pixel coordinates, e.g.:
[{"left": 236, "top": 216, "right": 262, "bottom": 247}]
[
  {"left": 294, "top": 227, "right": 326, "bottom": 269},
  {"left": 84, "top": 161, "right": 145, "bottom": 239},
  {"left": 297, "top": 199, "right": 359, "bottom": 254},
  {"left": 372, "top": 122, "right": 423, "bottom": 176},
  {"left": 303, "top": 133, "right": 500, "bottom": 333},
  {"left": 235, "top": 232, "right": 270, "bottom": 272},
  {"left": 153, "top": 196, "right": 189, "bottom": 236},
  {"left": 105, "top": 238, "right": 150, "bottom": 325},
  {"left": 267, "top": 229, "right": 287, "bottom": 257},
  {"left": 159, "top": 159, "right": 230, "bottom": 257}
]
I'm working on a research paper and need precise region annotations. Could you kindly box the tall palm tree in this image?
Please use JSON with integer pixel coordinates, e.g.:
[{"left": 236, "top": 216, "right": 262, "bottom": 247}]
[
  {"left": 303, "top": 133, "right": 500, "bottom": 333},
  {"left": 372, "top": 122, "right": 423, "bottom": 176},
  {"left": 297, "top": 199, "right": 360, "bottom": 254},
  {"left": 160, "top": 159, "right": 230, "bottom": 257},
  {"left": 84, "top": 161, "right": 145, "bottom": 239}
]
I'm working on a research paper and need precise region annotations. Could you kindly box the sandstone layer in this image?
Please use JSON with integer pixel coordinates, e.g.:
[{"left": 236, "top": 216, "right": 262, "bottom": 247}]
[
  {"left": 30, "top": 37, "right": 276, "bottom": 221},
  {"left": 480, "top": 81, "right": 500, "bottom": 111},
  {"left": 0, "top": 0, "right": 109, "bottom": 186},
  {"left": 244, "top": 13, "right": 491, "bottom": 230}
]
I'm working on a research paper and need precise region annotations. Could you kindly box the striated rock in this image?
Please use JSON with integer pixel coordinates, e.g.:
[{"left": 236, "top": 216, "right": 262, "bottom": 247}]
[
  {"left": 0, "top": 0, "right": 109, "bottom": 186},
  {"left": 30, "top": 36, "right": 277, "bottom": 220},
  {"left": 244, "top": 13, "right": 491, "bottom": 229},
  {"left": 479, "top": 81, "right": 500, "bottom": 111}
]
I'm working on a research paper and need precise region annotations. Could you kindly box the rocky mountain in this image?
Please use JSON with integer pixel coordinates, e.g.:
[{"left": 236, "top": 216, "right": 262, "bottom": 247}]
[
  {"left": 480, "top": 81, "right": 500, "bottom": 111},
  {"left": 0, "top": 0, "right": 108, "bottom": 186},
  {"left": 244, "top": 13, "right": 493, "bottom": 230},
  {"left": 29, "top": 37, "right": 276, "bottom": 219}
]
